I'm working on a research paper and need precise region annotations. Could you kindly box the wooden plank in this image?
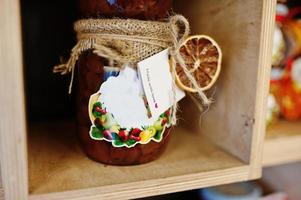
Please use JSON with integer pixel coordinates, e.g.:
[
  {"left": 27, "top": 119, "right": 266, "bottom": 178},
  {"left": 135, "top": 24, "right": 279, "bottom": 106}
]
[
  {"left": 29, "top": 167, "right": 250, "bottom": 200},
  {"left": 28, "top": 121, "right": 249, "bottom": 199},
  {"left": 249, "top": 0, "right": 276, "bottom": 177},
  {"left": 175, "top": 0, "right": 276, "bottom": 178},
  {"left": 264, "top": 120, "right": 301, "bottom": 166},
  {"left": 0, "top": 0, "right": 29, "bottom": 200}
]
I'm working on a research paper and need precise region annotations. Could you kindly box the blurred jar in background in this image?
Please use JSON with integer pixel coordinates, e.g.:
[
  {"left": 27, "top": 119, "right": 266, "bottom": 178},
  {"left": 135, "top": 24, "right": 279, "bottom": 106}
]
[
  {"left": 283, "top": 7, "right": 301, "bottom": 58},
  {"left": 266, "top": 93, "right": 280, "bottom": 126},
  {"left": 267, "top": 3, "right": 288, "bottom": 125},
  {"left": 276, "top": 57, "right": 301, "bottom": 120},
  {"left": 272, "top": 3, "right": 288, "bottom": 68},
  {"left": 268, "top": 3, "right": 301, "bottom": 123}
]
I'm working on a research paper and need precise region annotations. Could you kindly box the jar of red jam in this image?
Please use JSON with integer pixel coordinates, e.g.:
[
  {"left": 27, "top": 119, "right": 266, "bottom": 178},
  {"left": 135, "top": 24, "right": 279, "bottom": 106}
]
[{"left": 75, "top": 0, "right": 173, "bottom": 165}]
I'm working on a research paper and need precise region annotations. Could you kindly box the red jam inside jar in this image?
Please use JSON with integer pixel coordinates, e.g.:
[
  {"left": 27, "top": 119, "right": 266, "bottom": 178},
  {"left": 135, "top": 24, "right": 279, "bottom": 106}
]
[
  {"left": 78, "top": 0, "right": 172, "bottom": 20},
  {"left": 75, "top": 0, "right": 173, "bottom": 165}
]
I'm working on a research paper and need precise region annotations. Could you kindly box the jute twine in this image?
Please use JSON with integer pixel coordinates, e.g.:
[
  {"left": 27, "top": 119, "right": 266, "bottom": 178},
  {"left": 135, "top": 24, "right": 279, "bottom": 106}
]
[{"left": 54, "top": 15, "right": 211, "bottom": 125}]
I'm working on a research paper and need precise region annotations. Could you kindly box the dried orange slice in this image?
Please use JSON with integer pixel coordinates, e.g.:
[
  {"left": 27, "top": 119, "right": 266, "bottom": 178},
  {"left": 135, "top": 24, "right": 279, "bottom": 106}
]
[{"left": 174, "top": 35, "right": 222, "bottom": 92}]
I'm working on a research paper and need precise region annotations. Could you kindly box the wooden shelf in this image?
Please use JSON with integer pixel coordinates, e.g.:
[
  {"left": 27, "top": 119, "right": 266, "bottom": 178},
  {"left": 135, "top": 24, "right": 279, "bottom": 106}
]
[
  {"left": 263, "top": 120, "right": 301, "bottom": 167},
  {"left": 28, "top": 121, "right": 250, "bottom": 200}
]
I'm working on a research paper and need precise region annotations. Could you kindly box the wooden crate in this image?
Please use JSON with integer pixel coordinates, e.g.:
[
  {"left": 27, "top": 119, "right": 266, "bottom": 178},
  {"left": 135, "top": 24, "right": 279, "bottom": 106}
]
[
  {"left": 0, "top": 0, "right": 276, "bottom": 200},
  {"left": 264, "top": 120, "right": 301, "bottom": 166}
]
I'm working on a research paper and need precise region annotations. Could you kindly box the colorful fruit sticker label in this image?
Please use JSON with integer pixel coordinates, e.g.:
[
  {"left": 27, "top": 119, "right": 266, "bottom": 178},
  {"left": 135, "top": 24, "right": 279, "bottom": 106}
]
[{"left": 88, "top": 66, "right": 172, "bottom": 148}]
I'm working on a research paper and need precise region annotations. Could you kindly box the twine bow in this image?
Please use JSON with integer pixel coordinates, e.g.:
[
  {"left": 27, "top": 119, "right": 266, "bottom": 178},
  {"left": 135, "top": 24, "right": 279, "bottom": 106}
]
[{"left": 53, "top": 15, "right": 211, "bottom": 124}]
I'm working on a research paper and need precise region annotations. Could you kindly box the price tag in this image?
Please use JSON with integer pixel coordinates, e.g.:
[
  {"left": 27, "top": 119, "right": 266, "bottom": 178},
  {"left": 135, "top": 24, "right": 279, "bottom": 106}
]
[{"left": 138, "top": 49, "right": 186, "bottom": 120}]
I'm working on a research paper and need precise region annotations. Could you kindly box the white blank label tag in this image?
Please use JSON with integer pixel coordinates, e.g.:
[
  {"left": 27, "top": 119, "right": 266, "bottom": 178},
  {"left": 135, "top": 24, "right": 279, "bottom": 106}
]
[{"left": 138, "top": 49, "right": 186, "bottom": 121}]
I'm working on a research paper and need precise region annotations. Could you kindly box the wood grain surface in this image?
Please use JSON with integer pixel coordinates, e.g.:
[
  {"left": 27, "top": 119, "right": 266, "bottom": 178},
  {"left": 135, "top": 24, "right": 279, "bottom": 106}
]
[
  {"left": 175, "top": 0, "right": 276, "bottom": 178},
  {"left": 28, "top": 121, "right": 249, "bottom": 200},
  {"left": 0, "top": 0, "right": 29, "bottom": 199}
]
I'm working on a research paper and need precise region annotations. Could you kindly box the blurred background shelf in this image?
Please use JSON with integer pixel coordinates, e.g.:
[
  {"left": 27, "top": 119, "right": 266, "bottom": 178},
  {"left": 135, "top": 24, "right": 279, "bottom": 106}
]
[
  {"left": 263, "top": 120, "right": 301, "bottom": 166},
  {"left": 264, "top": 0, "right": 301, "bottom": 167},
  {"left": 261, "top": 162, "right": 301, "bottom": 200}
]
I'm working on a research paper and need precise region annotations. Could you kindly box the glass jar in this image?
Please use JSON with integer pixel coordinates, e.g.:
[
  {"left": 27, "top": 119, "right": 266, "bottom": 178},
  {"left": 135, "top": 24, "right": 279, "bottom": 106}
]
[{"left": 76, "top": 0, "right": 173, "bottom": 165}]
